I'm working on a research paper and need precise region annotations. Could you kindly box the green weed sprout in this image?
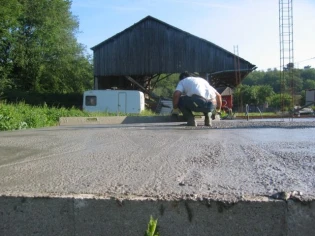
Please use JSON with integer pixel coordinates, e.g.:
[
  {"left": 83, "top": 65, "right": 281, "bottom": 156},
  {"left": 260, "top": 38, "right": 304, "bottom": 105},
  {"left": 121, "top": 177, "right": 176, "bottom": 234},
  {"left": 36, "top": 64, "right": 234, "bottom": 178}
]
[{"left": 144, "top": 216, "right": 159, "bottom": 236}]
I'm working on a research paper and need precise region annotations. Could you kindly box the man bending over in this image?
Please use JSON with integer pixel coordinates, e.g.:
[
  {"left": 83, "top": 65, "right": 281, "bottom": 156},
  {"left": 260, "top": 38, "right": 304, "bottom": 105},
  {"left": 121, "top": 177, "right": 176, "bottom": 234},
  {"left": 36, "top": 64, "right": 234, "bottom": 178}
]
[{"left": 172, "top": 72, "right": 222, "bottom": 127}]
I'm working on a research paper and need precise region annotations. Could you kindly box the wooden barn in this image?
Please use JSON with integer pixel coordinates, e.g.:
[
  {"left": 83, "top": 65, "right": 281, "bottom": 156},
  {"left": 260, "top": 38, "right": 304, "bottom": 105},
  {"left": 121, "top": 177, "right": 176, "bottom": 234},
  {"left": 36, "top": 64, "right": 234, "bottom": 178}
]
[{"left": 91, "top": 15, "right": 256, "bottom": 109}]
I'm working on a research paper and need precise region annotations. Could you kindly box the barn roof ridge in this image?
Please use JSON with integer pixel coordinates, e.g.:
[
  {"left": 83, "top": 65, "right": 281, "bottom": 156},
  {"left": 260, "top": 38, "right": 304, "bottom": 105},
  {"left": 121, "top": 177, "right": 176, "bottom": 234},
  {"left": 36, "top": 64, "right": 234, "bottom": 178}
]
[
  {"left": 91, "top": 15, "right": 252, "bottom": 64},
  {"left": 91, "top": 15, "right": 154, "bottom": 50}
]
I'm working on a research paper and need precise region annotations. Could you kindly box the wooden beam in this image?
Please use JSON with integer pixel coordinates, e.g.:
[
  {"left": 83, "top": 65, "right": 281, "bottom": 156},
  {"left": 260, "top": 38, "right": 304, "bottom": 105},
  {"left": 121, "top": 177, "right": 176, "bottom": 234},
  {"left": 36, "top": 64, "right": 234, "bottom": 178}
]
[{"left": 125, "top": 76, "right": 160, "bottom": 101}]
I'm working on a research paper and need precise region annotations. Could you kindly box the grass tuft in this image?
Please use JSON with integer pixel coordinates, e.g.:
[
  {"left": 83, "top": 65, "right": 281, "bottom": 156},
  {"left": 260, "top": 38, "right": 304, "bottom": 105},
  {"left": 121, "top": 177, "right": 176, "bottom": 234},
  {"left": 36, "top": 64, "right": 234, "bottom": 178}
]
[{"left": 144, "top": 216, "right": 159, "bottom": 236}]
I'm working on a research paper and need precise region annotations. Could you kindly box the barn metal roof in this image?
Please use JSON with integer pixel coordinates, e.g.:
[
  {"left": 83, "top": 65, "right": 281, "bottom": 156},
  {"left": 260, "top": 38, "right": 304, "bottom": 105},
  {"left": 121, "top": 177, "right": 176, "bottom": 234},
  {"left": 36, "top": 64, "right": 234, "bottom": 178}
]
[{"left": 91, "top": 15, "right": 256, "bottom": 87}]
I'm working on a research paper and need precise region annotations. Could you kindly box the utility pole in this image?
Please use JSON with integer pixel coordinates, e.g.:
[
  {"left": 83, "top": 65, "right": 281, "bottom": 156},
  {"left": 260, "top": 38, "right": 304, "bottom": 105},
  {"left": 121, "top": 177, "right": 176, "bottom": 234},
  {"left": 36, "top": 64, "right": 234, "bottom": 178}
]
[{"left": 234, "top": 45, "right": 242, "bottom": 112}]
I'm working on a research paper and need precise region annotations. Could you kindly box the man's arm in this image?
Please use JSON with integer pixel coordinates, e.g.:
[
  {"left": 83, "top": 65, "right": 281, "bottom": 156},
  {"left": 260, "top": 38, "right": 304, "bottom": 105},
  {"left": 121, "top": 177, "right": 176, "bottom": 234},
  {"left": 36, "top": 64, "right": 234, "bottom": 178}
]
[
  {"left": 172, "top": 90, "right": 182, "bottom": 109},
  {"left": 215, "top": 91, "right": 222, "bottom": 111}
]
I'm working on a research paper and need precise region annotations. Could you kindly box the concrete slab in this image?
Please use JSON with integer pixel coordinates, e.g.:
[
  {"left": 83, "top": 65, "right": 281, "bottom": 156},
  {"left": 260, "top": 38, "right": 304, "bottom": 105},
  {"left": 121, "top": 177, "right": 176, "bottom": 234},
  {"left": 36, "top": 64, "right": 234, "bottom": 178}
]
[{"left": 0, "top": 119, "right": 315, "bottom": 235}]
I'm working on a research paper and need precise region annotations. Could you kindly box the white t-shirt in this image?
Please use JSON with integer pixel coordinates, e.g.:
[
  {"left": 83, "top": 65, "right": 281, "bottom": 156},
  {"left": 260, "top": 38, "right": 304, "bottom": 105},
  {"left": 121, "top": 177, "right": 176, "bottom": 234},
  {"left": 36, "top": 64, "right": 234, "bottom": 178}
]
[{"left": 175, "top": 77, "right": 218, "bottom": 101}]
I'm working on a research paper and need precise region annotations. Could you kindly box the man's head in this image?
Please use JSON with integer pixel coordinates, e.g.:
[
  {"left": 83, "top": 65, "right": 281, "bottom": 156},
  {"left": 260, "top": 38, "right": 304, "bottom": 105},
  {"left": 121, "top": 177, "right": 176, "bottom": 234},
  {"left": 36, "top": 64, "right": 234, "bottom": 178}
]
[{"left": 179, "top": 71, "right": 190, "bottom": 81}]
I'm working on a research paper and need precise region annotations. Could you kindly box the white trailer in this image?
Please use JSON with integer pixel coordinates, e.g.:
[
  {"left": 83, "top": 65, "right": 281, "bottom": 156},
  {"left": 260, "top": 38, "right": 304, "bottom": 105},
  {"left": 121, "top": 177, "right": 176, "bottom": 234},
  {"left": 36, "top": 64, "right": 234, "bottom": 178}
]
[{"left": 83, "top": 90, "right": 145, "bottom": 114}]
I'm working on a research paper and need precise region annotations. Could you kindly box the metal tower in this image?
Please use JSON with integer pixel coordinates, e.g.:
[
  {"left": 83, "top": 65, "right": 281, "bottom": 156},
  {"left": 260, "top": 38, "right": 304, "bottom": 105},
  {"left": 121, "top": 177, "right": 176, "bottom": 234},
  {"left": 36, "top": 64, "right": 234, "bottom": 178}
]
[{"left": 279, "top": 0, "right": 294, "bottom": 114}]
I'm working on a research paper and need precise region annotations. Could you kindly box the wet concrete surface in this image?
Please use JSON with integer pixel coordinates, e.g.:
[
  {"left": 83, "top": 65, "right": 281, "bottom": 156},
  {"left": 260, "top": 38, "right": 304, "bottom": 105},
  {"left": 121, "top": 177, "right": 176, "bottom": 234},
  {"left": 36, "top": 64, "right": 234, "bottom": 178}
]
[{"left": 0, "top": 119, "right": 315, "bottom": 202}]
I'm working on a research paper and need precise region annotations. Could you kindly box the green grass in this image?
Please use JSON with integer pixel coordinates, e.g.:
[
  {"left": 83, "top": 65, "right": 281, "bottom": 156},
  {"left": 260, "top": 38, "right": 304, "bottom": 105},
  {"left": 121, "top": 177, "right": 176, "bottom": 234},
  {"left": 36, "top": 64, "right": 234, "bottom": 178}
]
[{"left": 0, "top": 101, "right": 157, "bottom": 131}]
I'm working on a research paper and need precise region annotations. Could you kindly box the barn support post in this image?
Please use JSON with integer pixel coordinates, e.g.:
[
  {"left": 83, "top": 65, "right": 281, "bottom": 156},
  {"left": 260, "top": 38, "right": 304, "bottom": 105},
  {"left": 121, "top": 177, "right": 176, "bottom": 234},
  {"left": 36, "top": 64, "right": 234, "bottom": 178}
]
[{"left": 94, "top": 77, "right": 99, "bottom": 90}]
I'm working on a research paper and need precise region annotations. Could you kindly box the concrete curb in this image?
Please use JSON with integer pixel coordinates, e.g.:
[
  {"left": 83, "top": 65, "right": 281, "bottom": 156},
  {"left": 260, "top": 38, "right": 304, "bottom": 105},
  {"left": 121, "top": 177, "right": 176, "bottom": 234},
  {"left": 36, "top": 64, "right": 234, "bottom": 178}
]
[
  {"left": 59, "top": 116, "right": 189, "bottom": 126},
  {"left": 1, "top": 195, "right": 314, "bottom": 236}
]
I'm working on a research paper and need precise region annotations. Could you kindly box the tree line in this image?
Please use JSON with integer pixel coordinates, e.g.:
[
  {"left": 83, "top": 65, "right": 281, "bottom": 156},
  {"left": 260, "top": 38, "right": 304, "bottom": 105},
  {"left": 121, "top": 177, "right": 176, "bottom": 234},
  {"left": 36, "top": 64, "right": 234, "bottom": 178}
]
[
  {"left": 0, "top": 0, "right": 93, "bottom": 94},
  {"left": 235, "top": 68, "right": 315, "bottom": 111}
]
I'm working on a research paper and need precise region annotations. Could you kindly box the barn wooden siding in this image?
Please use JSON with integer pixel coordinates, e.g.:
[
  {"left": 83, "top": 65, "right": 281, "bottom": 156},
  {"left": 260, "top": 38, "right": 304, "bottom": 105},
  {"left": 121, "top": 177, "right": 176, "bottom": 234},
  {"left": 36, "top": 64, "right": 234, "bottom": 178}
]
[{"left": 92, "top": 16, "right": 255, "bottom": 77}]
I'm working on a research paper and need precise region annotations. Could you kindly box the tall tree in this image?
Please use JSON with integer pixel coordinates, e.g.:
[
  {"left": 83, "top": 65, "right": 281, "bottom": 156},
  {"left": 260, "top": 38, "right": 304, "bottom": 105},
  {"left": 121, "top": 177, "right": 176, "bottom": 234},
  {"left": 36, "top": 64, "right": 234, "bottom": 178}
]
[
  {"left": 0, "top": 0, "right": 93, "bottom": 93},
  {"left": 242, "top": 70, "right": 265, "bottom": 86},
  {"left": 0, "top": 0, "right": 21, "bottom": 90},
  {"left": 262, "top": 70, "right": 281, "bottom": 93},
  {"left": 233, "top": 84, "right": 252, "bottom": 107},
  {"left": 301, "top": 68, "right": 315, "bottom": 81},
  {"left": 303, "top": 80, "right": 315, "bottom": 90},
  {"left": 267, "top": 93, "right": 292, "bottom": 111},
  {"left": 250, "top": 85, "right": 275, "bottom": 106}
]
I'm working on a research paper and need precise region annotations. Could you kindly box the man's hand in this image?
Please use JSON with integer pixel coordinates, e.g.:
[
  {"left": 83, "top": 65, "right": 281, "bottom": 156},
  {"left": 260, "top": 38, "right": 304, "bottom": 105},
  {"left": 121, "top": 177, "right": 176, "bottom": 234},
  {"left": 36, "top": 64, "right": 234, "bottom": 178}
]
[{"left": 171, "top": 108, "right": 180, "bottom": 116}]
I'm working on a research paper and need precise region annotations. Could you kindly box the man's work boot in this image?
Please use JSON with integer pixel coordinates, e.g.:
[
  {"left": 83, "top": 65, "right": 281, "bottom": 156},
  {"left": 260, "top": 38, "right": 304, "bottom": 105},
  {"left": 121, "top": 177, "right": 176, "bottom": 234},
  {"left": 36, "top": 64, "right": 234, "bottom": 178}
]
[
  {"left": 205, "top": 112, "right": 212, "bottom": 126},
  {"left": 187, "top": 117, "right": 197, "bottom": 126}
]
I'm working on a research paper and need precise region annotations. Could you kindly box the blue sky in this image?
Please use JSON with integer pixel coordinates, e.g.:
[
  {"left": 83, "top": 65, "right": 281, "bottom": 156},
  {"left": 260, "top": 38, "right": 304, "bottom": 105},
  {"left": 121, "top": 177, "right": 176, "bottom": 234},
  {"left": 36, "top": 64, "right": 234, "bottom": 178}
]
[{"left": 71, "top": 0, "right": 315, "bottom": 71}]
